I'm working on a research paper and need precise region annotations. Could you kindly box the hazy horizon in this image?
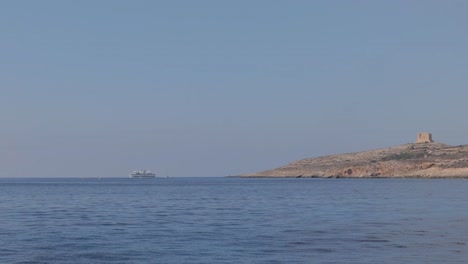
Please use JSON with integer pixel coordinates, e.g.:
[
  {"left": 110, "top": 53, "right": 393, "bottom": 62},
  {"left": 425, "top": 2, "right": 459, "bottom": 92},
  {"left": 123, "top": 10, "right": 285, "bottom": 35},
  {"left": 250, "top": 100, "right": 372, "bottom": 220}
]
[{"left": 2, "top": 1, "right": 468, "bottom": 177}]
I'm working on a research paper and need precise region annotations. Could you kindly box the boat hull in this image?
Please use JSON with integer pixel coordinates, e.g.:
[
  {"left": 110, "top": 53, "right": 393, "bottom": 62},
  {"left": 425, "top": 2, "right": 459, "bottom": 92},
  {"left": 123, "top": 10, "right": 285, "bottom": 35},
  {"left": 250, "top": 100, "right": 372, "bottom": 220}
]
[{"left": 129, "top": 174, "right": 156, "bottom": 178}]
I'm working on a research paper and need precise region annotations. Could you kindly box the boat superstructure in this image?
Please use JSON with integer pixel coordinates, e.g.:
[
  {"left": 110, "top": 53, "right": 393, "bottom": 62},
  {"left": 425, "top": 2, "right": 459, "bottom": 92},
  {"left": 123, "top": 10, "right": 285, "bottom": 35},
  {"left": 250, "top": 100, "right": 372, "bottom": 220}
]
[{"left": 129, "top": 170, "right": 156, "bottom": 178}]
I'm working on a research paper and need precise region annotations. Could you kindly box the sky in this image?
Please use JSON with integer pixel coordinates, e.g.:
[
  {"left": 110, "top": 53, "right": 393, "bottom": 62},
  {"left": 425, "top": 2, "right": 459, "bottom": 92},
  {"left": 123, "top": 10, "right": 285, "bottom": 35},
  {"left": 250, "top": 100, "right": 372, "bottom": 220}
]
[{"left": 1, "top": 0, "right": 468, "bottom": 177}]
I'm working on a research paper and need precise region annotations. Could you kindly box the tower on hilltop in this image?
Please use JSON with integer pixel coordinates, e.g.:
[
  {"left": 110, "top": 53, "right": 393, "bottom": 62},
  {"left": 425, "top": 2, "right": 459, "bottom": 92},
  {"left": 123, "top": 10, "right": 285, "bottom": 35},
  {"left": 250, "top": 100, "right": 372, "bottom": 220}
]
[{"left": 416, "top": 132, "right": 433, "bottom": 143}]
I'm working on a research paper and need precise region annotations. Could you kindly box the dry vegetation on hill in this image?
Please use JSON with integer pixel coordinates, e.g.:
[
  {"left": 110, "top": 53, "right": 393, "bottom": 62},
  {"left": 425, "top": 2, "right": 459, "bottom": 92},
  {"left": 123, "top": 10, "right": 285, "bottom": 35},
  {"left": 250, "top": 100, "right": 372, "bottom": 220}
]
[{"left": 242, "top": 142, "right": 468, "bottom": 178}]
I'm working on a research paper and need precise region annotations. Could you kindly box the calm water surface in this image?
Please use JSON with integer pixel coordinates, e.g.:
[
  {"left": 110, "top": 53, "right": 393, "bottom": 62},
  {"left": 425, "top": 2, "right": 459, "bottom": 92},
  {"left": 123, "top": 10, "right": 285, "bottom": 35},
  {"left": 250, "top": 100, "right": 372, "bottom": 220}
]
[{"left": 1, "top": 177, "right": 468, "bottom": 263}]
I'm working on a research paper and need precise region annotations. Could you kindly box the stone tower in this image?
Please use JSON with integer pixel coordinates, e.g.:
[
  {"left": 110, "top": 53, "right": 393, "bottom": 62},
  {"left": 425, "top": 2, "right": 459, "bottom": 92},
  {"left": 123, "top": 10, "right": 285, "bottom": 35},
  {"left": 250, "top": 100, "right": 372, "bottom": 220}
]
[{"left": 416, "top": 132, "right": 433, "bottom": 143}]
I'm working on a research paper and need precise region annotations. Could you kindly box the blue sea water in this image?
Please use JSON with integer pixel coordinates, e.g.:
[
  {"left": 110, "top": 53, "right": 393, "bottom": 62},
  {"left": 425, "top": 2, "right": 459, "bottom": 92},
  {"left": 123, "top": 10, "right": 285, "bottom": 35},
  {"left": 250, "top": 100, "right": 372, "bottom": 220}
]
[{"left": 1, "top": 177, "right": 468, "bottom": 264}]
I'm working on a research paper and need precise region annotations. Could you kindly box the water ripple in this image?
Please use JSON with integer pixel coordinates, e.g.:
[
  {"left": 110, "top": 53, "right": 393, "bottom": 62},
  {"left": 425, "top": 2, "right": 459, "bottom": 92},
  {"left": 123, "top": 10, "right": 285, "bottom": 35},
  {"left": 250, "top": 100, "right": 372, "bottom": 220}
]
[{"left": 1, "top": 178, "right": 468, "bottom": 263}]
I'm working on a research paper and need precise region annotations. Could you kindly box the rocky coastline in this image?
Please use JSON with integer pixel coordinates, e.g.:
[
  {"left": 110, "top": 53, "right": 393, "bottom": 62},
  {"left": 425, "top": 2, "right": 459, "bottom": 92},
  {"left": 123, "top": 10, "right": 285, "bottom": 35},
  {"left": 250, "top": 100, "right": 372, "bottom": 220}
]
[{"left": 241, "top": 142, "right": 468, "bottom": 178}]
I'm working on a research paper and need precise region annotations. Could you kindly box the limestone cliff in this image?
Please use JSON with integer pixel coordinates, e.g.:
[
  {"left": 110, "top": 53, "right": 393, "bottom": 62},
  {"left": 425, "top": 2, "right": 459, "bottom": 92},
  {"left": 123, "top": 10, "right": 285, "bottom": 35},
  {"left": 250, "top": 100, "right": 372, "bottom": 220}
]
[{"left": 242, "top": 142, "right": 468, "bottom": 178}]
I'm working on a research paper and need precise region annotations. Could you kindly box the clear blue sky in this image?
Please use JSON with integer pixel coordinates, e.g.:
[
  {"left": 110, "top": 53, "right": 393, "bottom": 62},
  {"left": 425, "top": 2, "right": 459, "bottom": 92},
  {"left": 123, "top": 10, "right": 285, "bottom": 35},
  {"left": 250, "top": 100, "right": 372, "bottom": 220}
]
[{"left": 1, "top": 0, "right": 468, "bottom": 177}]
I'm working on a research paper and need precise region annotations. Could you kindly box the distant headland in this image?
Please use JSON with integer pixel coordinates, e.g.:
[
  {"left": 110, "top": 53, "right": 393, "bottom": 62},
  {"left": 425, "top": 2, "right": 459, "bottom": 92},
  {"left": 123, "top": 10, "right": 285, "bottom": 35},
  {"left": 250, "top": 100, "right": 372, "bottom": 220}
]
[{"left": 241, "top": 133, "right": 468, "bottom": 178}]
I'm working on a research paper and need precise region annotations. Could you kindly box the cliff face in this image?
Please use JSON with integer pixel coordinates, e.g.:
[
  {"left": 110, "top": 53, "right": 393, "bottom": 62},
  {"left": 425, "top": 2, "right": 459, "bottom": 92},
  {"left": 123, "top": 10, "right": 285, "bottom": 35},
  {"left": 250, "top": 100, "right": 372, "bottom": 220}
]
[{"left": 242, "top": 142, "right": 468, "bottom": 178}]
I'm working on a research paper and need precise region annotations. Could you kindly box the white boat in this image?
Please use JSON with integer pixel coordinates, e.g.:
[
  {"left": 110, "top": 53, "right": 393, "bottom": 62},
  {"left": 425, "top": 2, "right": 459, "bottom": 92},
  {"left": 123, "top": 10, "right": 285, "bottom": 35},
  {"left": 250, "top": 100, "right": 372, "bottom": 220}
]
[{"left": 129, "top": 170, "right": 156, "bottom": 178}]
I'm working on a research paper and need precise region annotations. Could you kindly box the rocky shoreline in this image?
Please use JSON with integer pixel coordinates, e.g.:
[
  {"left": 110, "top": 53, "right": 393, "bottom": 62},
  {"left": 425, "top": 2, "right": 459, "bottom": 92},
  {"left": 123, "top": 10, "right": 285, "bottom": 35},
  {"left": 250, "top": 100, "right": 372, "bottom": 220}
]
[{"left": 241, "top": 142, "right": 468, "bottom": 178}]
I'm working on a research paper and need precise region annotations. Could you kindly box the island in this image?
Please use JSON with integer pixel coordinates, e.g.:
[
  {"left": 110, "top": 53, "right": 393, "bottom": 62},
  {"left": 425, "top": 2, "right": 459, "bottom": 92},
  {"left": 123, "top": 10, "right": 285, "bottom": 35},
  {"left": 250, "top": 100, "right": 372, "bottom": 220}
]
[{"left": 241, "top": 133, "right": 468, "bottom": 178}]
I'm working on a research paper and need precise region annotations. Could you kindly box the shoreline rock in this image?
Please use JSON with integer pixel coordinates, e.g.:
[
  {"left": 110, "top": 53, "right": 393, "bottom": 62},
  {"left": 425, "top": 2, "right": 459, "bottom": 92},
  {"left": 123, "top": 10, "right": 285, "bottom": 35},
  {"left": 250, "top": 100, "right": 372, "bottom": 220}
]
[{"left": 241, "top": 142, "right": 468, "bottom": 178}]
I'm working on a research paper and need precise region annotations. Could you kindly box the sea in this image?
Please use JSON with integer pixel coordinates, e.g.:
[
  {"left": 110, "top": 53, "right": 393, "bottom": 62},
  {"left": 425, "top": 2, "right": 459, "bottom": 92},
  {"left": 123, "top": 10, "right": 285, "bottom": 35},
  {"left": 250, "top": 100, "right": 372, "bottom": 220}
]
[{"left": 1, "top": 177, "right": 468, "bottom": 264}]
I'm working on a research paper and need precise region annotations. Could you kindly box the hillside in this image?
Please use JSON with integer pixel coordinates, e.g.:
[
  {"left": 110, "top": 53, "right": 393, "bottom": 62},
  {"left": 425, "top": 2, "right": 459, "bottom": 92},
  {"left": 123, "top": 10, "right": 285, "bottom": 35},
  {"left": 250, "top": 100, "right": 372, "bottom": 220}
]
[{"left": 241, "top": 142, "right": 468, "bottom": 178}]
